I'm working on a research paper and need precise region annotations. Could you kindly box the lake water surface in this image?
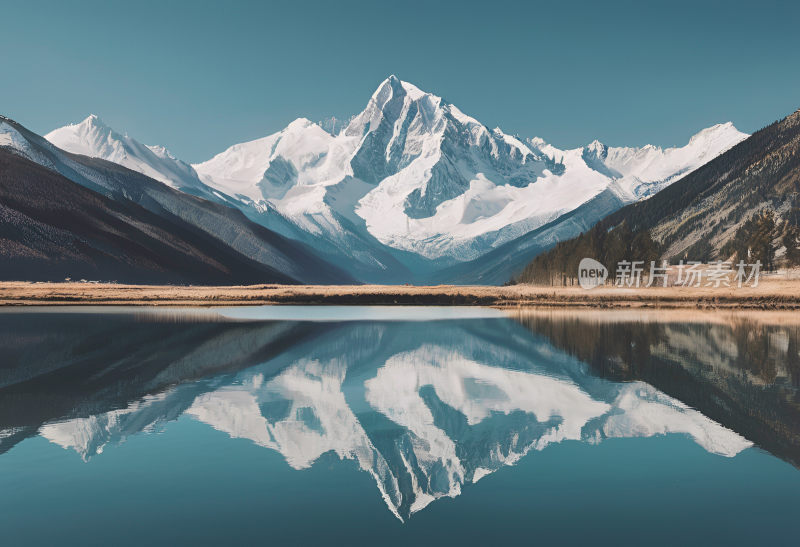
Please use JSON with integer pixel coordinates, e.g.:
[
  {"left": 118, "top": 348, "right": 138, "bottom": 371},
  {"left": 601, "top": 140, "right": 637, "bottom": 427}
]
[{"left": 1, "top": 306, "right": 798, "bottom": 545}]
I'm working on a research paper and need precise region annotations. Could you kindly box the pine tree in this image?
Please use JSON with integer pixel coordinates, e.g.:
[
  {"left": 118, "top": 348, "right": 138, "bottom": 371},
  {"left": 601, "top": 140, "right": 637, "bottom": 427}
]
[{"left": 784, "top": 222, "right": 800, "bottom": 266}]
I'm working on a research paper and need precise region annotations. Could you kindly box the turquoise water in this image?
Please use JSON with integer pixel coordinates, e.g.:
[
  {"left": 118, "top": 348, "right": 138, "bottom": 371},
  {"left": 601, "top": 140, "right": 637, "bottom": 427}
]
[{"left": 1, "top": 307, "right": 798, "bottom": 545}]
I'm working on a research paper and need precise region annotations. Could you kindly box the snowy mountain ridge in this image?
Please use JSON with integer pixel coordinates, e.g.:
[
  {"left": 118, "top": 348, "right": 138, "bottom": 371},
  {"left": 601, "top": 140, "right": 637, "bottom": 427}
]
[
  {"left": 45, "top": 77, "right": 748, "bottom": 281},
  {"left": 45, "top": 115, "right": 210, "bottom": 194}
]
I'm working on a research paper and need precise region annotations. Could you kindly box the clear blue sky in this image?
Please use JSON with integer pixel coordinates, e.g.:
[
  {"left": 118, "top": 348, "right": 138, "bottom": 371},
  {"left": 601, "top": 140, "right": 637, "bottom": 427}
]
[{"left": 2, "top": 0, "right": 799, "bottom": 162}]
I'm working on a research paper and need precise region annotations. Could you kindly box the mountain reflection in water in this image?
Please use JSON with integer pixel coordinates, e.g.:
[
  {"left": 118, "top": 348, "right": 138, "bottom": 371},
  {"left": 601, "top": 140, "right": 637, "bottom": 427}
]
[{"left": 0, "top": 307, "right": 798, "bottom": 522}]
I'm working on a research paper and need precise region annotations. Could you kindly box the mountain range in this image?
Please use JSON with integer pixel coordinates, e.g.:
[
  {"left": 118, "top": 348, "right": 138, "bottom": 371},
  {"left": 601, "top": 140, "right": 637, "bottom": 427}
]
[
  {"left": 33, "top": 76, "right": 747, "bottom": 284},
  {"left": 0, "top": 115, "right": 353, "bottom": 284},
  {"left": 517, "top": 107, "right": 800, "bottom": 283}
]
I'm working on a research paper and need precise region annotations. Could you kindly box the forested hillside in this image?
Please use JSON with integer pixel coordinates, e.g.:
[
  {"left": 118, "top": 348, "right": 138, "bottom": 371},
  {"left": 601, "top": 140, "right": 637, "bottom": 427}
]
[{"left": 517, "top": 109, "right": 800, "bottom": 284}]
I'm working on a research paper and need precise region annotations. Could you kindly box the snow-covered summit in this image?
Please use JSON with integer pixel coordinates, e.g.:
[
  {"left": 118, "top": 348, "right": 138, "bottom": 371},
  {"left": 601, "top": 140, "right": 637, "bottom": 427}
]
[
  {"left": 597, "top": 121, "right": 746, "bottom": 200},
  {"left": 194, "top": 117, "right": 348, "bottom": 203},
  {"left": 193, "top": 77, "right": 746, "bottom": 265},
  {"left": 45, "top": 115, "right": 208, "bottom": 193}
]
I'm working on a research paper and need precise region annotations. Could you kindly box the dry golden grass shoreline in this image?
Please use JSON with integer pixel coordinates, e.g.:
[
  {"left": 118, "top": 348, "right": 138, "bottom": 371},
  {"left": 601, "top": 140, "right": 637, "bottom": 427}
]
[{"left": 1, "top": 278, "right": 799, "bottom": 309}]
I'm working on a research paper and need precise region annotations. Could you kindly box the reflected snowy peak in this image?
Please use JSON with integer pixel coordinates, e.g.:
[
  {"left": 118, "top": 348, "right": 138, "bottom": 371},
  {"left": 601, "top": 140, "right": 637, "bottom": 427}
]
[{"left": 27, "top": 317, "right": 757, "bottom": 521}]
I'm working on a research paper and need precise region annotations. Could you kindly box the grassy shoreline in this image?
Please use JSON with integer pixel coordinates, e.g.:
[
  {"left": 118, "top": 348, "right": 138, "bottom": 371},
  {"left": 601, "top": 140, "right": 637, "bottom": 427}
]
[{"left": 1, "top": 279, "right": 800, "bottom": 309}]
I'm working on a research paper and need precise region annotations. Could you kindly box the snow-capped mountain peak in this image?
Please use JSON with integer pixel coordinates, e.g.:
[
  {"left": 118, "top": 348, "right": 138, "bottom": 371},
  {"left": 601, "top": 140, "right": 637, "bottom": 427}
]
[
  {"left": 597, "top": 121, "right": 747, "bottom": 200},
  {"left": 84, "top": 113, "right": 104, "bottom": 127},
  {"left": 146, "top": 144, "right": 178, "bottom": 161},
  {"left": 194, "top": 116, "right": 347, "bottom": 204},
  {"left": 689, "top": 121, "right": 738, "bottom": 145},
  {"left": 370, "top": 74, "right": 429, "bottom": 106},
  {"left": 585, "top": 139, "right": 607, "bottom": 156},
  {"left": 45, "top": 115, "right": 208, "bottom": 193},
  {"left": 195, "top": 77, "right": 747, "bottom": 269},
  {"left": 45, "top": 114, "right": 114, "bottom": 158},
  {"left": 344, "top": 75, "right": 448, "bottom": 150}
]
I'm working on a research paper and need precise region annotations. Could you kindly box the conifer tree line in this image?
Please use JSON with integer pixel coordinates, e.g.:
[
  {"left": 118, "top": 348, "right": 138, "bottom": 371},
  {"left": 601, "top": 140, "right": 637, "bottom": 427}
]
[
  {"left": 516, "top": 206, "right": 800, "bottom": 285},
  {"left": 515, "top": 222, "right": 660, "bottom": 285}
]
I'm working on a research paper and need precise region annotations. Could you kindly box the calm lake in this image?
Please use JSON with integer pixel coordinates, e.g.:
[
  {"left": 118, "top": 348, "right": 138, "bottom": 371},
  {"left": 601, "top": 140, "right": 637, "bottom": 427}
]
[{"left": 1, "top": 306, "right": 798, "bottom": 545}]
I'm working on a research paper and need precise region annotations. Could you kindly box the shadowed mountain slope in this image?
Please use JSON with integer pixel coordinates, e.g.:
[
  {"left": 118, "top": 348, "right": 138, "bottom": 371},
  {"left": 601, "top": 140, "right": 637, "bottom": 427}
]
[
  {"left": 0, "top": 149, "right": 300, "bottom": 283},
  {"left": 0, "top": 116, "right": 355, "bottom": 284}
]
